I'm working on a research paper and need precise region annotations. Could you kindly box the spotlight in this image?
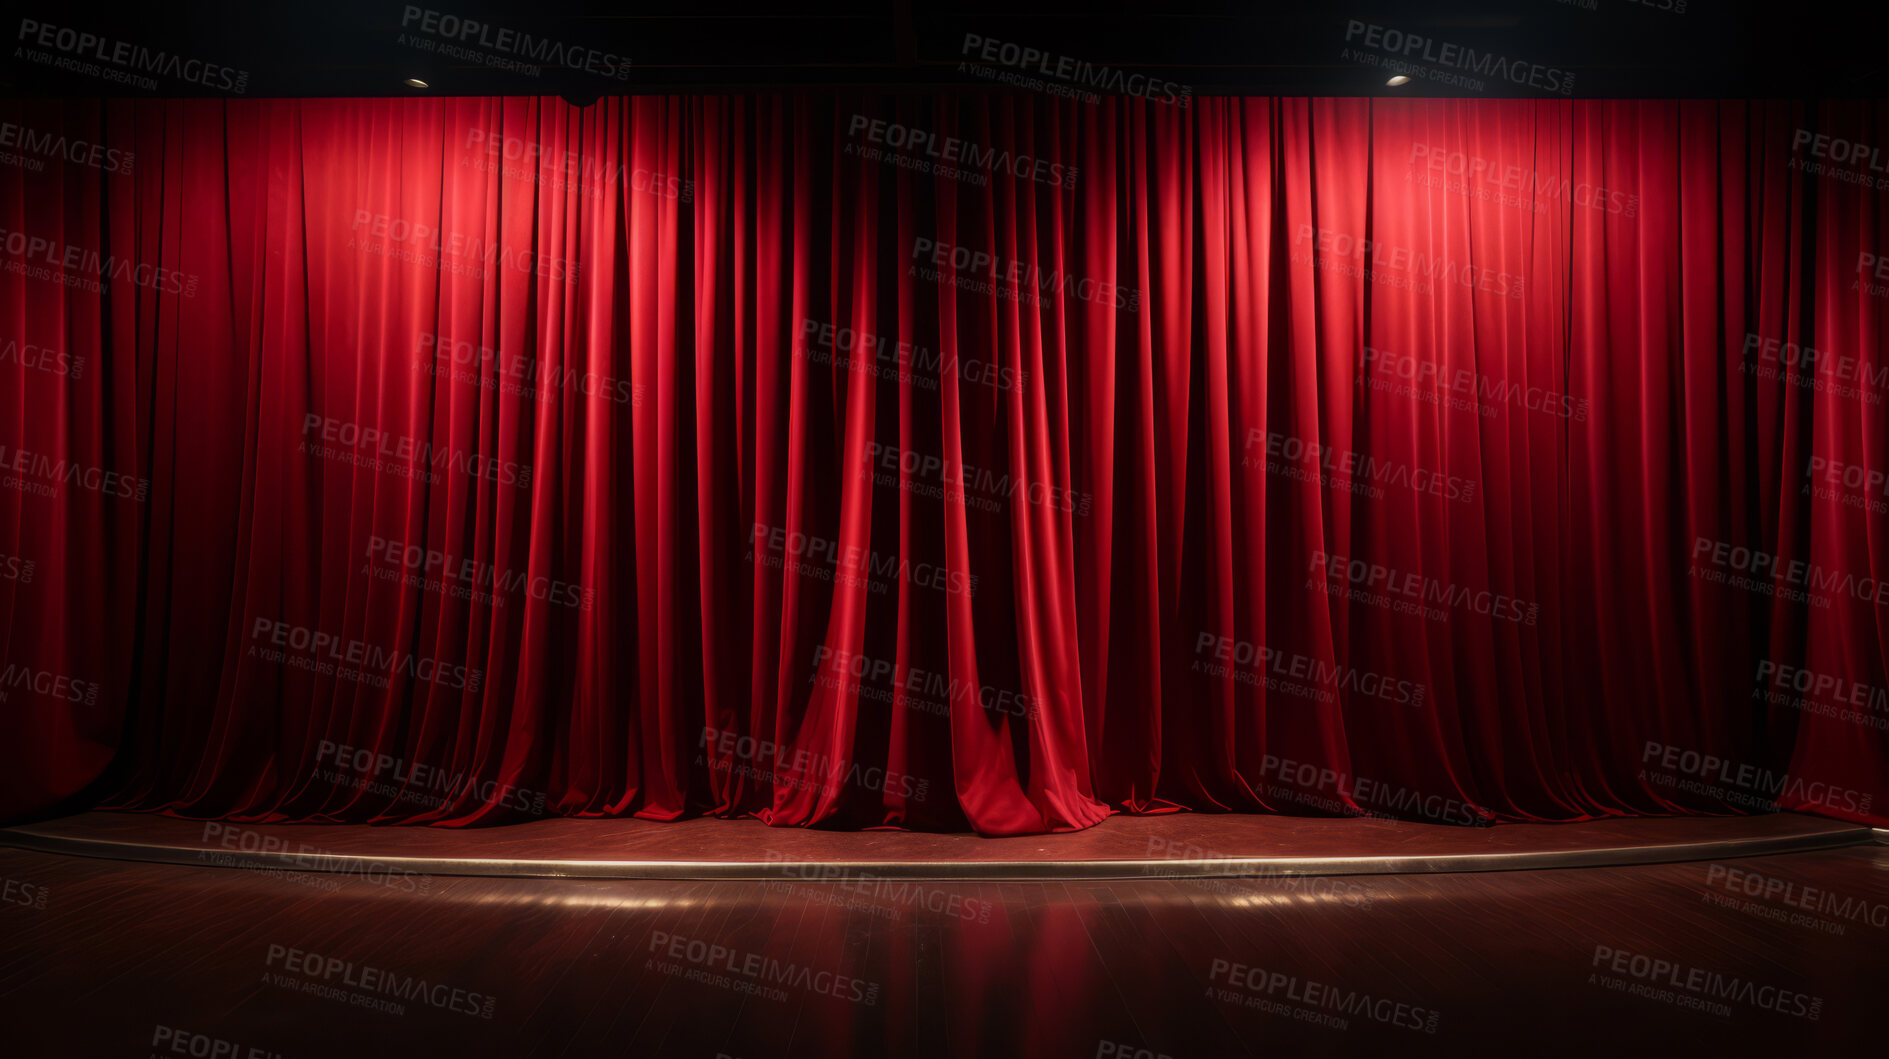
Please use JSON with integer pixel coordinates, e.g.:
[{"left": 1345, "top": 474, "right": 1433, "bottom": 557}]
[
  {"left": 1385, "top": 75, "right": 1411, "bottom": 87},
  {"left": 402, "top": 77, "right": 430, "bottom": 89}
]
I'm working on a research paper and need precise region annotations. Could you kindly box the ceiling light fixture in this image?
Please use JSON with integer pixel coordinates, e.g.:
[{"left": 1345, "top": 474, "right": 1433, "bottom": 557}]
[
  {"left": 1386, "top": 75, "right": 1411, "bottom": 87},
  {"left": 403, "top": 78, "right": 430, "bottom": 89}
]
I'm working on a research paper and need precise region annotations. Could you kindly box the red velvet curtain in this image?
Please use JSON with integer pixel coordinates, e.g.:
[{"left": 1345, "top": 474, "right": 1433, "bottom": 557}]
[{"left": 1, "top": 96, "right": 1883, "bottom": 834}]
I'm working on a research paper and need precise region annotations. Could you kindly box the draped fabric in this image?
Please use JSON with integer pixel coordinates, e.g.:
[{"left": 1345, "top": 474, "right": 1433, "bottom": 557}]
[{"left": 1, "top": 95, "right": 1883, "bottom": 835}]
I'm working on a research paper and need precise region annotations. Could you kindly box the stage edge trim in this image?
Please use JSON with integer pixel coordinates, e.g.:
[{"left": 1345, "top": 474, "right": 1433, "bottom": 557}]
[{"left": 0, "top": 823, "right": 1872, "bottom": 881}]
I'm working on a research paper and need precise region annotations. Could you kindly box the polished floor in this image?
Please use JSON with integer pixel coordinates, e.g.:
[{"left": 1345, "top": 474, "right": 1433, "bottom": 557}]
[
  {"left": 0, "top": 810, "right": 1867, "bottom": 877},
  {"left": 1, "top": 820, "right": 1883, "bottom": 1056}
]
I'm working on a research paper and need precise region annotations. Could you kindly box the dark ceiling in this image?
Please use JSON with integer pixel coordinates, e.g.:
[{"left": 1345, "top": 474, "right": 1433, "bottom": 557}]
[{"left": 2, "top": 0, "right": 1883, "bottom": 100}]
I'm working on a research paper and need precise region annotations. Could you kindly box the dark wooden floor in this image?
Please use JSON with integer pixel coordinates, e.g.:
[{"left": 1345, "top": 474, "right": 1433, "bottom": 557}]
[
  {"left": 7, "top": 809, "right": 1865, "bottom": 868},
  {"left": 1, "top": 837, "right": 1882, "bottom": 1056}
]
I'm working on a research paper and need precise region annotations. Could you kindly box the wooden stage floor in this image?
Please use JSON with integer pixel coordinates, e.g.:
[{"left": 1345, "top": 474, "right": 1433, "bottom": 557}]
[
  {"left": 1, "top": 813, "right": 1883, "bottom": 1056},
  {"left": 0, "top": 810, "right": 1871, "bottom": 879}
]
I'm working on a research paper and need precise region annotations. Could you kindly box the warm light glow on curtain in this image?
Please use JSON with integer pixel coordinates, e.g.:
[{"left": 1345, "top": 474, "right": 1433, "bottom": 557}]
[{"left": 1, "top": 95, "right": 1883, "bottom": 834}]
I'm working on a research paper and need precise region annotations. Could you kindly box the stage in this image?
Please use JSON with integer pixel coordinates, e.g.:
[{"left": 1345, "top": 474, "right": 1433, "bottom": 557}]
[
  {"left": 4, "top": 7, "right": 1889, "bottom": 1056},
  {"left": 2, "top": 812, "right": 1884, "bottom": 1055},
  {"left": 3, "top": 811, "right": 1885, "bottom": 1056},
  {"left": 0, "top": 810, "right": 1874, "bottom": 880}
]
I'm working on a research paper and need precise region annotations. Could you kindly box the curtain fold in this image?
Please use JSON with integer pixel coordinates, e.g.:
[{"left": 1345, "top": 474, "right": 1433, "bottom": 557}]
[{"left": 0, "top": 94, "right": 1882, "bottom": 834}]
